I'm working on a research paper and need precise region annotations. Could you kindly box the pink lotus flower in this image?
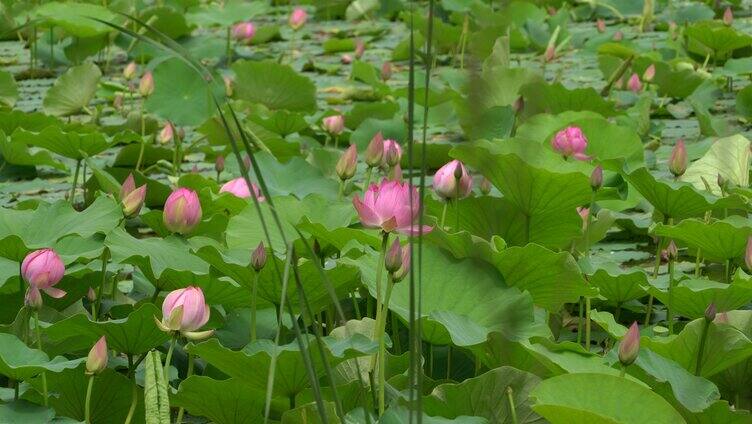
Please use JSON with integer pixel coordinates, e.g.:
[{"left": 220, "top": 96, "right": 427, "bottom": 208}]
[
  {"left": 289, "top": 7, "right": 307, "bottom": 30},
  {"left": 552, "top": 126, "right": 590, "bottom": 160},
  {"left": 353, "top": 180, "right": 432, "bottom": 235},
  {"left": 220, "top": 177, "right": 265, "bottom": 201},
  {"left": 668, "top": 140, "right": 687, "bottom": 177},
  {"left": 85, "top": 336, "right": 108, "bottom": 375},
  {"left": 157, "top": 286, "right": 213, "bottom": 340},
  {"left": 120, "top": 173, "right": 146, "bottom": 218},
  {"left": 433, "top": 160, "right": 473, "bottom": 200},
  {"left": 139, "top": 71, "right": 154, "bottom": 97},
  {"left": 590, "top": 165, "right": 603, "bottom": 190},
  {"left": 627, "top": 73, "right": 642, "bottom": 93},
  {"left": 232, "top": 22, "right": 256, "bottom": 41},
  {"left": 382, "top": 139, "right": 402, "bottom": 167},
  {"left": 323, "top": 115, "right": 345, "bottom": 135},
  {"left": 365, "top": 132, "right": 385, "bottom": 167},
  {"left": 619, "top": 322, "right": 640, "bottom": 366},
  {"left": 163, "top": 188, "right": 202, "bottom": 235},
  {"left": 22, "top": 248, "right": 66, "bottom": 298},
  {"left": 613, "top": 31, "right": 623, "bottom": 41},
  {"left": 389, "top": 163, "right": 403, "bottom": 182}
]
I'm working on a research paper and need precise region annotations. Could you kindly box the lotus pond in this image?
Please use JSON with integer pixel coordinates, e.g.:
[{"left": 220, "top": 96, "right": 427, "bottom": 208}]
[{"left": 1, "top": 0, "right": 752, "bottom": 423}]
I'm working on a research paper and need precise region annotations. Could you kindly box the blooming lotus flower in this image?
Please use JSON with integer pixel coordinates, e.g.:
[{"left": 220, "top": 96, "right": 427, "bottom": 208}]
[
  {"left": 220, "top": 178, "right": 265, "bottom": 201},
  {"left": 381, "top": 62, "right": 392, "bottom": 81},
  {"left": 120, "top": 173, "right": 146, "bottom": 218},
  {"left": 251, "top": 242, "right": 267, "bottom": 272},
  {"left": 619, "top": 322, "right": 640, "bottom": 366},
  {"left": 123, "top": 62, "right": 137, "bottom": 80},
  {"left": 382, "top": 139, "right": 402, "bottom": 168},
  {"left": 353, "top": 180, "right": 433, "bottom": 235},
  {"left": 668, "top": 140, "right": 687, "bottom": 177},
  {"left": 552, "top": 126, "right": 590, "bottom": 160},
  {"left": 433, "top": 160, "right": 473, "bottom": 200},
  {"left": 596, "top": 19, "right": 606, "bottom": 33},
  {"left": 289, "top": 7, "right": 307, "bottom": 30},
  {"left": 365, "top": 132, "right": 384, "bottom": 167},
  {"left": 627, "top": 73, "right": 642, "bottom": 93},
  {"left": 158, "top": 122, "right": 174, "bottom": 144},
  {"left": 723, "top": 7, "right": 733, "bottom": 26},
  {"left": 85, "top": 336, "right": 108, "bottom": 375},
  {"left": 336, "top": 145, "right": 358, "bottom": 181},
  {"left": 354, "top": 39, "right": 365, "bottom": 59},
  {"left": 139, "top": 71, "right": 154, "bottom": 97},
  {"left": 232, "top": 22, "right": 256, "bottom": 42},
  {"left": 643, "top": 64, "right": 656, "bottom": 82},
  {"left": 323, "top": 115, "right": 345, "bottom": 135},
  {"left": 22, "top": 249, "right": 66, "bottom": 298},
  {"left": 163, "top": 188, "right": 202, "bottom": 235},
  {"left": 156, "top": 286, "right": 213, "bottom": 340}
]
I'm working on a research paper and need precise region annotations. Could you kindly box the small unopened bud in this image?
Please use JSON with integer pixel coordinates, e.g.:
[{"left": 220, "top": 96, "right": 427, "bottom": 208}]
[
  {"left": 365, "top": 132, "right": 384, "bottom": 167},
  {"left": 224, "top": 76, "right": 233, "bottom": 97},
  {"left": 716, "top": 174, "right": 725, "bottom": 191},
  {"left": 25, "top": 286, "right": 43, "bottom": 309},
  {"left": 723, "top": 7, "right": 733, "bottom": 26},
  {"left": 668, "top": 140, "right": 687, "bottom": 177},
  {"left": 389, "top": 163, "right": 403, "bottom": 182},
  {"left": 590, "top": 165, "right": 603, "bottom": 191},
  {"left": 642, "top": 64, "right": 656, "bottom": 82},
  {"left": 120, "top": 173, "right": 146, "bottom": 218},
  {"left": 384, "top": 238, "right": 403, "bottom": 274},
  {"left": 336, "top": 145, "right": 358, "bottom": 181},
  {"left": 613, "top": 31, "right": 623, "bottom": 41},
  {"left": 123, "top": 62, "right": 137, "bottom": 80},
  {"left": 666, "top": 240, "right": 678, "bottom": 260},
  {"left": 544, "top": 45, "right": 555, "bottom": 62},
  {"left": 618, "top": 322, "right": 640, "bottom": 366},
  {"left": 251, "top": 242, "right": 267, "bottom": 272},
  {"left": 381, "top": 62, "right": 393, "bottom": 82},
  {"left": 215, "top": 155, "right": 225, "bottom": 174},
  {"left": 159, "top": 122, "right": 174, "bottom": 144},
  {"left": 384, "top": 141, "right": 401, "bottom": 167},
  {"left": 139, "top": 71, "right": 154, "bottom": 97},
  {"left": 341, "top": 54, "right": 353, "bottom": 65},
  {"left": 85, "top": 336, "right": 108, "bottom": 375},
  {"left": 596, "top": 19, "right": 606, "bottom": 33},
  {"left": 627, "top": 73, "right": 642, "bottom": 93},
  {"left": 354, "top": 39, "right": 365, "bottom": 59},
  {"left": 479, "top": 177, "right": 492, "bottom": 195},
  {"left": 322, "top": 115, "right": 345, "bottom": 135},
  {"left": 704, "top": 303, "right": 717, "bottom": 322},
  {"left": 87, "top": 287, "right": 97, "bottom": 302}
]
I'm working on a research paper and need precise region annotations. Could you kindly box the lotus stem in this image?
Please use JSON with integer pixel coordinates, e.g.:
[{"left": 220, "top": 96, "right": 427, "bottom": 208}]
[
  {"left": 667, "top": 254, "right": 675, "bottom": 335},
  {"left": 695, "top": 320, "right": 710, "bottom": 376},
  {"left": 93, "top": 248, "right": 109, "bottom": 321},
  {"left": 376, "top": 275, "right": 395, "bottom": 414},
  {"left": 70, "top": 159, "right": 81, "bottom": 204},
  {"left": 585, "top": 297, "right": 592, "bottom": 351},
  {"left": 84, "top": 374, "right": 95, "bottom": 424},
  {"left": 163, "top": 333, "right": 177, "bottom": 381},
  {"left": 363, "top": 167, "right": 373, "bottom": 192},
  {"left": 338, "top": 179, "right": 345, "bottom": 201},
  {"left": 507, "top": 387, "right": 518, "bottom": 424},
  {"left": 33, "top": 311, "right": 48, "bottom": 406},
  {"left": 440, "top": 202, "right": 448, "bottom": 230},
  {"left": 175, "top": 353, "right": 194, "bottom": 423},
  {"left": 250, "top": 273, "right": 259, "bottom": 342}
]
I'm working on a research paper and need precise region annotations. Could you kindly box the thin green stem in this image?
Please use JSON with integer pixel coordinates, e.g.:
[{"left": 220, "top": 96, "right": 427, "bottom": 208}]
[
  {"left": 338, "top": 179, "right": 345, "bottom": 201},
  {"left": 585, "top": 297, "right": 592, "bottom": 351},
  {"left": 124, "top": 355, "right": 137, "bottom": 424},
  {"left": 668, "top": 257, "right": 675, "bottom": 335},
  {"left": 163, "top": 333, "right": 177, "bottom": 381},
  {"left": 376, "top": 275, "right": 395, "bottom": 414},
  {"left": 695, "top": 320, "right": 710, "bottom": 376},
  {"left": 226, "top": 27, "right": 232, "bottom": 62},
  {"left": 725, "top": 259, "right": 731, "bottom": 284},
  {"left": 33, "top": 311, "right": 48, "bottom": 406},
  {"left": 93, "top": 248, "right": 109, "bottom": 321},
  {"left": 577, "top": 297, "right": 584, "bottom": 344},
  {"left": 440, "top": 202, "right": 448, "bottom": 230},
  {"left": 619, "top": 366, "right": 627, "bottom": 378},
  {"left": 445, "top": 345, "right": 452, "bottom": 380},
  {"left": 363, "top": 167, "right": 373, "bottom": 192},
  {"left": 454, "top": 195, "right": 460, "bottom": 232},
  {"left": 175, "top": 353, "right": 194, "bottom": 423},
  {"left": 644, "top": 234, "right": 665, "bottom": 326},
  {"left": 84, "top": 375, "right": 95, "bottom": 424},
  {"left": 391, "top": 312, "right": 401, "bottom": 354},
  {"left": 135, "top": 104, "right": 146, "bottom": 171},
  {"left": 70, "top": 160, "right": 81, "bottom": 204},
  {"left": 507, "top": 387, "right": 518, "bottom": 424},
  {"left": 250, "top": 273, "right": 259, "bottom": 342}
]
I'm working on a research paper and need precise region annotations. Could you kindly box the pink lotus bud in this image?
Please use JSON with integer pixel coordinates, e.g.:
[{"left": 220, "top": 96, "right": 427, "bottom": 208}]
[
  {"left": 384, "top": 238, "right": 403, "bottom": 274},
  {"left": 392, "top": 244, "right": 411, "bottom": 282},
  {"left": 22, "top": 249, "right": 66, "bottom": 298},
  {"left": 613, "top": 31, "right": 623, "bottom": 41},
  {"left": 289, "top": 7, "right": 307, "bottom": 30},
  {"left": 232, "top": 22, "right": 256, "bottom": 42},
  {"left": 479, "top": 177, "right": 491, "bottom": 195},
  {"left": 120, "top": 173, "right": 146, "bottom": 218},
  {"left": 619, "top": 322, "right": 640, "bottom": 366},
  {"left": 668, "top": 140, "right": 687, "bottom": 177},
  {"left": 704, "top": 303, "right": 717, "bottom": 322},
  {"left": 544, "top": 45, "right": 555, "bottom": 62},
  {"left": 552, "top": 126, "right": 590, "bottom": 160},
  {"left": 354, "top": 39, "right": 365, "bottom": 59},
  {"left": 389, "top": 163, "right": 403, "bottom": 182},
  {"left": 123, "top": 62, "right": 137, "bottom": 80},
  {"left": 666, "top": 240, "right": 678, "bottom": 260},
  {"left": 745, "top": 236, "right": 752, "bottom": 271},
  {"left": 723, "top": 7, "right": 733, "bottom": 26},
  {"left": 215, "top": 155, "right": 225, "bottom": 174},
  {"left": 85, "top": 336, "right": 108, "bottom": 375},
  {"left": 139, "top": 71, "right": 154, "bottom": 97},
  {"left": 433, "top": 160, "right": 473, "bottom": 200},
  {"left": 382, "top": 139, "right": 403, "bottom": 168},
  {"left": 224, "top": 76, "right": 233, "bottom": 97},
  {"left": 353, "top": 179, "right": 433, "bottom": 235},
  {"left": 163, "top": 188, "right": 202, "bottom": 235},
  {"left": 87, "top": 286, "right": 97, "bottom": 302},
  {"left": 160, "top": 286, "right": 210, "bottom": 332},
  {"left": 158, "top": 122, "right": 174, "bottom": 144},
  {"left": 220, "top": 177, "right": 265, "bottom": 201},
  {"left": 323, "top": 115, "right": 345, "bottom": 135},
  {"left": 596, "top": 19, "right": 606, "bottom": 33},
  {"left": 365, "top": 132, "right": 385, "bottom": 167},
  {"left": 381, "top": 62, "right": 393, "bottom": 81},
  {"left": 627, "top": 73, "right": 642, "bottom": 93},
  {"left": 336, "top": 145, "right": 358, "bottom": 181},
  {"left": 577, "top": 207, "right": 589, "bottom": 230},
  {"left": 642, "top": 64, "right": 656, "bottom": 82},
  {"left": 251, "top": 242, "right": 267, "bottom": 272},
  {"left": 24, "top": 286, "right": 43, "bottom": 309},
  {"left": 590, "top": 165, "right": 603, "bottom": 190},
  {"left": 341, "top": 54, "right": 352, "bottom": 65}
]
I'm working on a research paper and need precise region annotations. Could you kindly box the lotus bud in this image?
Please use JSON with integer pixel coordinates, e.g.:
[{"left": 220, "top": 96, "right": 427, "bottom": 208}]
[
  {"left": 392, "top": 245, "right": 411, "bottom": 282},
  {"left": 433, "top": 160, "right": 473, "bottom": 200},
  {"left": 383, "top": 139, "right": 402, "bottom": 168},
  {"left": 723, "top": 7, "right": 733, "bottom": 26},
  {"left": 627, "top": 73, "right": 642, "bottom": 93},
  {"left": 613, "top": 30, "right": 623, "bottom": 41},
  {"left": 336, "top": 145, "right": 358, "bottom": 181},
  {"left": 668, "top": 140, "right": 687, "bottom": 177},
  {"left": 577, "top": 207, "right": 589, "bottom": 230},
  {"left": 544, "top": 45, "right": 555, "bottom": 62},
  {"left": 24, "top": 286, "right": 43, "bottom": 309},
  {"left": 354, "top": 39, "right": 365, "bottom": 59},
  {"left": 666, "top": 240, "right": 678, "bottom": 260},
  {"left": 232, "top": 22, "right": 256, "bottom": 42},
  {"left": 480, "top": 177, "right": 492, "bottom": 195},
  {"left": 158, "top": 122, "right": 174, "bottom": 144},
  {"left": 704, "top": 303, "right": 717, "bottom": 322},
  {"left": 289, "top": 7, "right": 307, "bottom": 30},
  {"left": 745, "top": 235, "right": 752, "bottom": 271},
  {"left": 384, "top": 238, "right": 403, "bottom": 274},
  {"left": 163, "top": 188, "right": 202, "bottom": 235},
  {"left": 22, "top": 249, "right": 66, "bottom": 298},
  {"left": 643, "top": 64, "right": 656, "bottom": 82},
  {"left": 120, "top": 173, "right": 146, "bottom": 218},
  {"left": 323, "top": 115, "right": 345, "bottom": 135},
  {"left": 716, "top": 173, "right": 725, "bottom": 191},
  {"left": 596, "top": 19, "right": 606, "bottom": 33},
  {"left": 381, "top": 62, "right": 392, "bottom": 82},
  {"left": 365, "top": 132, "right": 384, "bottom": 167},
  {"left": 224, "top": 76, "right": 233, "bottom": 97},
  {"left": 139, "top": 71, "right": 154, "bottom": 97},
  {"left": 123, "top": 62, "right": 137, "bottom": 80},
  {"left": 618, "top": 322, "right": 640, "bottom": 366},
  {"left": 341, "top": 54, "right": 352, "bottom": 65},
  {"left": 215, "top": 155, "right": 225, "bottom": 174},
  {"left": 157, "top": 287, "right": 212, "bottom": 339},
  {"left": 251, "top": 242, "right": 267, "bottom": 272},
  {"left": 590, "top": 165, "right": 603, "bottom": 191},
  {"left": 85, "top": 336, "right": 108, "bottom": 375},
  {"left": 87, "top": 287, "right": 97, "bottom": 302}
]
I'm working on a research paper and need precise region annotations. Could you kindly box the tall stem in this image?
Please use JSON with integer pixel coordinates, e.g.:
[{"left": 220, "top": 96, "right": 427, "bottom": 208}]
[
  {"left": 163, "top": 333, "right": 177, "bottom": 381},
  {"left": 507, "top": 387, "right": 518, "bottom": 424},
  {"left": 667, "top": 256, "right": 676, "bottom": 335},
  {"left": 695, "top": 320, "right": 710, "bottom": 376},
  {"left": 644, "top": 231, "right": 666, "bottom": 326},
  {"left": 250, "top": 273, "right": 259, "bottom": 342},
  {"left": 226, "top": 27, "right": 232, "bottom": 62},
  {"left": 577, "top": 297, "right": 584, "bottom": 344},
  {"left": 338, "top": 179, "right": 345, "bottom": 201},
  {"left": 135, "top": 100, "right": 146, "bottom": 171},
  {"left": 439, "top": 202, "right": 448, "bottom": 230},
  {"left": 175, "top": 353, "right": 194, "bottom": 423},
  {"left": 363, "top": 167, "right": 373, "bottom": 192},
  {"left": 376, "top": 275, "right": 395, "bottom": 414},
  {"left": 84, "top": 375, "right": 95, "bottom": 424},
  {"left": 585, "top": 297, "right": 592, "bottom": 351},
  {"left": 93, "top": 248, "right": 109, "bottom": 321},
  {"left": 33, "top": 311, "right": 48, "bottom": 406},
  {"left": 69, "top": 160, "right": 81, "bottom": 204}
]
